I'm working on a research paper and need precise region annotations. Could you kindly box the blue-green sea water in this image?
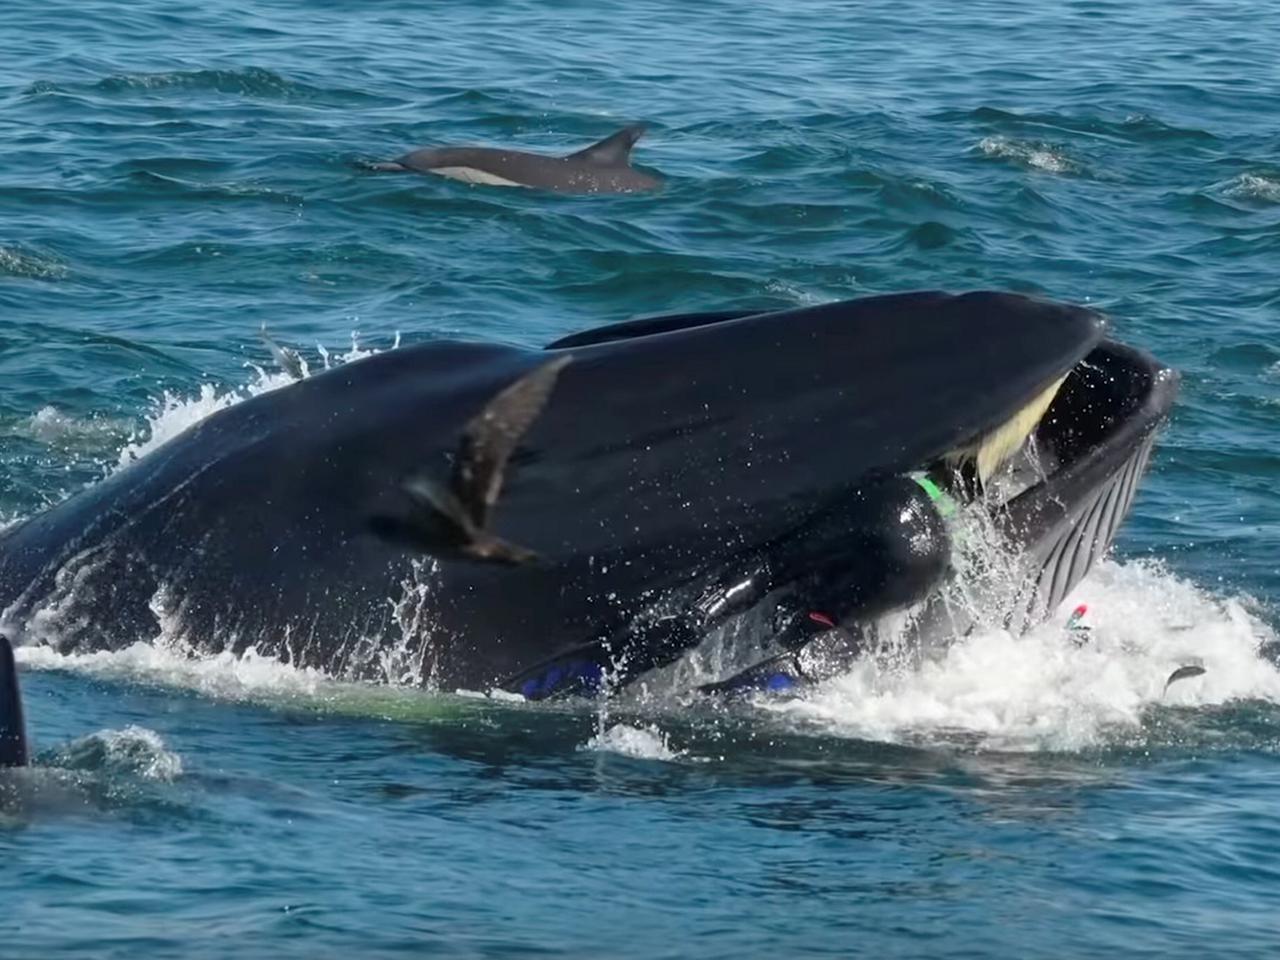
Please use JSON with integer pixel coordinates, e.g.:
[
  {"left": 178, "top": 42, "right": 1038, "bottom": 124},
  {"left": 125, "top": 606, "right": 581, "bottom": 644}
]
[{"left": 3, "top": 1, "right": 1280, "bottom": 956}]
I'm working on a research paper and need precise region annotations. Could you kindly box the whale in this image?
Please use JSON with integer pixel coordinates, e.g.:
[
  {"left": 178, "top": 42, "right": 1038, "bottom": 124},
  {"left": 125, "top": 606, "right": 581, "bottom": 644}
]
[
  {"left": 0, "top": 291, "right": 1177, "bottom": 699},
  {"left": 369, "top": 124, "right": 661, "bottom": 194}
]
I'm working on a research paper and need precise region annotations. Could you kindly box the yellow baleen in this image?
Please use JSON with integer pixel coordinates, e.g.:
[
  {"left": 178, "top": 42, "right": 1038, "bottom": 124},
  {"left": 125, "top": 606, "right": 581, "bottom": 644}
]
[{"left": 949, "top": 375, "right": 1067, "bottom": 485}]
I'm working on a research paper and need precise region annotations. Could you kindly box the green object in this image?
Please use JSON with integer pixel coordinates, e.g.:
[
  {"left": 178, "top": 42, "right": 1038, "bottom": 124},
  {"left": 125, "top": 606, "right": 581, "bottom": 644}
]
[{"left": 909, "top": 472, "right": 958, "bottom": 518}]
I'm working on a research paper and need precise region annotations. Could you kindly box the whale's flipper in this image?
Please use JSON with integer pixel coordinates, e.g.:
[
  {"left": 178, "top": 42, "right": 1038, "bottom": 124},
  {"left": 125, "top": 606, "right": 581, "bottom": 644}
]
[
  {"left": 0, "top": 636, "right": 28, "bottom": 768},
  {"left": 566, "top": 124, "right": 647, "bottom": 167},
  {"left": 259, "top": 325, "right": 305, "bottom": 381},
  {"left": 373, "top": 355, "right": 572, "bottom": 565}
]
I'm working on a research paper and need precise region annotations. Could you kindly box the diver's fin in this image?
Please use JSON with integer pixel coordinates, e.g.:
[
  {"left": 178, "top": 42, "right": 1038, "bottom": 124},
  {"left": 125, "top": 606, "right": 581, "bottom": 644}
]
[
  {"left": 1163, "top": 663, "right": 1206, "bottom": 696},
  {"left": 401, "top": 475, "right": 545, "bottom": 563},
  {"left": 259, "top": 324, "right": 305, "bottom": 381},
  {"left": 451, "top": 355, "right": 573, "bottom": 530},
  {"left": 403, "top": 474, "right": 476, "bottom": 537},
  {"left": 696, "top": 652, "right": 807, "bottom": 698},
  {"left": 465, "top": 532, "right": 543, "bottom": 567},
  {"left": 0, "top": 635, "right": 28, "bottom": 768},
  {"left": 566, "top": 125, "right": 647, "bottom": 167}
]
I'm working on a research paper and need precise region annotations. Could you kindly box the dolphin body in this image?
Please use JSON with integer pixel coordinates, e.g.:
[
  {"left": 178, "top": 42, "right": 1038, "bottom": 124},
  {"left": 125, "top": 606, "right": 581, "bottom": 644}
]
[
  {"left": 0, "top": 292, "right": 1176, "bottom": 698},
  {"left": 370, "top": 124, "right": 661, "bottom": 194},
  {"left": 0, "top": 636, "right": 26, "bottom": 767}
]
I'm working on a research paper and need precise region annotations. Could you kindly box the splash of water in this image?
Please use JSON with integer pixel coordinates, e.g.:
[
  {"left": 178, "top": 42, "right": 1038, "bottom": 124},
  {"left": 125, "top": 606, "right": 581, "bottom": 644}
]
[
  {"left": 114, "top": 330, "right": 399, "bottom": 470},
  {"left": 17, "top": 640, "right": 332, "bottom": 701},
  {"left": 0, "top": 243, "right": 68, "bottom": 280},
  {"left": 582, "top": 722, "right": 685, "bottom": 761},
  {"left": 759, "top": 559, "right": 1279, "bottom": 751},
  {"left": 976, "top": 136, "right": 1081, "bottom": 175},
  {"left": 1220, "top": 173, "right": 1280, "bottom": 204},
  {"left": 46, "top": 725, "right": 184, "bottom": 781},
  {"left": 24, "top": 406, "right": 132, "bottom": 444}
]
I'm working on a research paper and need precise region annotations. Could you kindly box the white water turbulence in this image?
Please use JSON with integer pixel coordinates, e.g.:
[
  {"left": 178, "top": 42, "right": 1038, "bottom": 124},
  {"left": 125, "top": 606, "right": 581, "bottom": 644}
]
[
  {"left": 582, "top": 723, "right": 686, "bottom": 761},
  {"left": 46, "top": 725, "right": 184, "bottom": 782},
  {"left": 762, "top": 558, "right": 1280, "bottom": 752},
  {"left": 16, "top": 640, "right": 335, "bottom": 702},
  {"left": 114, "top": 329, "right": 399, "bottom": 470},
  {"left": 975, "top": 136, "right": 1081, "bottom": 175}
]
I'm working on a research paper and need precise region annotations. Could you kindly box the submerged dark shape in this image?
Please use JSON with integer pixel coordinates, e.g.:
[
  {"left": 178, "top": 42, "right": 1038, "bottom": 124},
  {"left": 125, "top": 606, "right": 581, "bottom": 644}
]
[
  {"left": 0, "top": 291, "right": 1177, "bottom": 700},
  {"left": 0, "top": 636, "right": 27, "bottom": 767},
  {"left": 369, "top": 124, "right": 661, "bottom": 194}
]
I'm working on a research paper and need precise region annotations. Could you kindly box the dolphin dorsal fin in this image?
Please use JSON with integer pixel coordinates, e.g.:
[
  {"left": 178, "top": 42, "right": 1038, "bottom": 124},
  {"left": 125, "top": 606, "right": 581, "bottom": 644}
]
[
  {"left": 566, "top": 124, "right": 647, "bottom": 166},
  {"left": 0, "top": 635, "right": 28, "bottom": 768}
]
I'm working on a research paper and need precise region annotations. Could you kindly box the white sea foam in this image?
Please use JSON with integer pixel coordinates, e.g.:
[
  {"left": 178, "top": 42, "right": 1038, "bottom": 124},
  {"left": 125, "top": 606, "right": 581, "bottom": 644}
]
[
  {"left": 17, "top": 640, "right": 333, "bottom": 701},
  {"left": 582, "top": 722, "right": 685, "bottom": 761},
  {"left": 16, "top": 555, "right": 1275, "bottom": 753},
  {"left": 114, "top": 330, "right": 399, "bottom": 470},
  {"left": 50, "top": 725, "right": 185, "bottom": 781},
  {"left": 24, "top": 406, "right": 132, "bottom": 444},
  {"left": 1221, "top": 173, "right": 1280, "bottom": 204},
  {"left": 976, "top": 136, "right": 1079, "bottom": 174},
  {"left": 759, "top": 559, "right": 1278, "bottom": 751},
  {"left": 0, "top": 244, "right": 68, "bottom": 280}
]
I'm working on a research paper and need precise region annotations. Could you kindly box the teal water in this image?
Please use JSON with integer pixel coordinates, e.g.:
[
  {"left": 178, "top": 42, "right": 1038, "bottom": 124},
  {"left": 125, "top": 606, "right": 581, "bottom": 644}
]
[{"left": 3, "top": 0, "right": 1280, "bottom": 956}]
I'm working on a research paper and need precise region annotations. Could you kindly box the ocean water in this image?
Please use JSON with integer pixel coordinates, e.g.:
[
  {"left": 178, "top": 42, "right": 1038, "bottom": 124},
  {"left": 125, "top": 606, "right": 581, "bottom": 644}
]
[{"left": 2, "top": 0, "right": 1280, "bottom": 956}]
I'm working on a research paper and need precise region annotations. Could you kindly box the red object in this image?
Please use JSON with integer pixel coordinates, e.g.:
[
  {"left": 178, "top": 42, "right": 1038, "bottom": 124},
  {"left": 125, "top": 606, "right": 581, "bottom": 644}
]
[{"left": 808, "top": 611, "right": 836, "bottom": 628}]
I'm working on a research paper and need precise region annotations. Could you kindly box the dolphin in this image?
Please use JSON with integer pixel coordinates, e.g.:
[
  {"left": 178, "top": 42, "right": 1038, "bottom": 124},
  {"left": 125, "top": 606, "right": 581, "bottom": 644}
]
[
  {"left": 0, "top": 292, "right": 1177, "bottom": 699},
  {"left": 0, "top": 636, "right": 27, "bottom": 767},
  {"left": 370, "top": 123, "right": 661, "bottom": 194}
]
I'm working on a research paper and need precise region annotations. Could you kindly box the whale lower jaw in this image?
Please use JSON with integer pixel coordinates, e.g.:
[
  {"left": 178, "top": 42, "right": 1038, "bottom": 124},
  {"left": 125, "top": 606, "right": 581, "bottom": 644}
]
[{"left": 428, "top": 166, "right": 528, "bottom": 188}]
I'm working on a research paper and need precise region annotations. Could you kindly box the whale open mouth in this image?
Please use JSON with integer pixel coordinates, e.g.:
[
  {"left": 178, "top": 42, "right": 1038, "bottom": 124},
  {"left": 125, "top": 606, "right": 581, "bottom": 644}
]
[
  {"left": 927, "top": 336, "right": 1176, "bottom": 506},
  {"left": 690, "top": 338, "right": 1179, "bottom": 699},
  {"left": 940, "top": 338, "right": 1179, "bottom": 624}
]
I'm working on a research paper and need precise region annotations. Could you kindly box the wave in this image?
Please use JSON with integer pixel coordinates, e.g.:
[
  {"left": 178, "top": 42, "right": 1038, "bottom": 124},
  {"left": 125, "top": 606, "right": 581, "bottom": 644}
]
[
  {"left": 120, "top": 169, "right": 304, "bottom": 205},
  {"left": 946, "top": 106, "right": 1217, "bottom": 143},
  {"left": 975, "top": 136, "right": 1083, "bottom": 175},
  {"left": 43, "top": 725, "right": 183, "bottom": 782},
  {"left": 21, "top": 406, "right": 133, "bottom": 444},
  {"left": 0, "top": 244, "right": 68, "bottom": 281},
  {"left": 0, "top": 725, "right": 184, "bottom": 822},
  {"left": 1220, "top": 173, "right": 1280, "bottom": 204},
  {"left": 95, "top": 67, "right": 302, "bottom": 99}
]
